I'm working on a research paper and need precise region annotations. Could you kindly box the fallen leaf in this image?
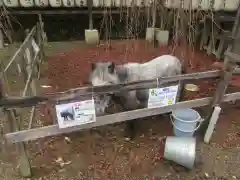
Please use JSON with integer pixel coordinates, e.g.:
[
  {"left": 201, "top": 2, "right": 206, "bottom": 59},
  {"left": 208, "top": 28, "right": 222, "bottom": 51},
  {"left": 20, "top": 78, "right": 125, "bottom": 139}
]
[
  {"left": 41, "top": 85, "right": 52, "bottom": 88},
  {"left": 64, "top": 136, "right": 71, "bottom": 143},
  {"left": 125, "top": 138, "right": 130, "bottom": 141},
  {"left": 205, "top": 172, "right": 209, "bottom": 178}
]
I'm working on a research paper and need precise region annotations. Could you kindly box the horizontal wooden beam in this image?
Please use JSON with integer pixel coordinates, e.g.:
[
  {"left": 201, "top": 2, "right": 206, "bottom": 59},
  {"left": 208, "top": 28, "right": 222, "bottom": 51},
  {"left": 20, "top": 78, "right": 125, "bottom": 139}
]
[
  {"left": 1, "top": 68, "right": 240, "bottom": 108},
  {"left": 4, "top": 92, "right": 240, "bottom": 144},
  {"left": 48, "top": 70, "right": 223, "bottom": 100},
  {"left": 225, "top": 51, "right": 240, "bottom": 63},
  {"left": 0, "top": 70, "right": 220, "bottom": 107},
  {"left": 4, "top": 26, "right": 36, "bottom": 72},
  {"left": 31, "top": 68, "right": 240, "bottom": 100}
]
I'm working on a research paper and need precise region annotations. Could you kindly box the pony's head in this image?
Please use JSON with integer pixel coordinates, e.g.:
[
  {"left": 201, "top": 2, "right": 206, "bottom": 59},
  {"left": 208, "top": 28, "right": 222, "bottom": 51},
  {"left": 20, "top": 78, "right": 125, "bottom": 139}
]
[{"left": 89, "top": 62, "right": 120, "bottom": 86}]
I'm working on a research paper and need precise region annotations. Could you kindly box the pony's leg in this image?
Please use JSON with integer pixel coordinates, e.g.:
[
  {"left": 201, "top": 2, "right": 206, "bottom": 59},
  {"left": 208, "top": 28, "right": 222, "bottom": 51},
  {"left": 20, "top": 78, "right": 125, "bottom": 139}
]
[
  {"left": 120, "top": 91, "right": 140, "bottom": 140},
  {"left": 136, "top": 89, "right": 149, "bottom": 108},
  {"left": 127, "top": 89, "right": 151, "bottom": 138},
  {"left": 126, "top": 120, "right": 137, "bottom": 140},
  {"left": 125, "top": 90, "right": 151, "bottom": 140}
]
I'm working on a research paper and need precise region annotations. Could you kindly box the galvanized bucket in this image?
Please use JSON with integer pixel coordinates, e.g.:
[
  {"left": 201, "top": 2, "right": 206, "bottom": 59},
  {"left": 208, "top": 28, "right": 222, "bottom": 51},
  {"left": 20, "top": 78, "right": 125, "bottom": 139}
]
[{"left": 164, "top": 136, "right": 196, "bottom": 169}]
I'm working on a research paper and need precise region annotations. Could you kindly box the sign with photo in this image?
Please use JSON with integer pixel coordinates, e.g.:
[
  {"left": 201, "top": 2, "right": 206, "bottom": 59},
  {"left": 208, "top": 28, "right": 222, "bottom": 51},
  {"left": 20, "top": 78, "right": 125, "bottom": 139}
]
[
  {"left": 148, "top": 85, "right": 179, "bottom": 108},
  {"left": 55, "top": 99, "right": 96, "bottom": 129}
]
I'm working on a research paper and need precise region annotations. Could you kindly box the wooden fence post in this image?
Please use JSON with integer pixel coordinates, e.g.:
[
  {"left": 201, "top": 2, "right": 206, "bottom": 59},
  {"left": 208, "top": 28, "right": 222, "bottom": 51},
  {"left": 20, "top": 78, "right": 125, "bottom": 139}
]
[
  {"left": 7, "top": 109, "right": 32, "bottom": 177},
  {"left": 201, "top": 57, "right": 238, "bottom": 139},
  {"left": 37, "top": 19, "right": 46, "bottom": 62},
  {"left": 202, "top": 5, "right": 240, "bottom": 140},
  {"left": 38, "top": 14, "right": 47, "bottom": 43},
  {"left": 0, "top": 28, "right": 4, "bottom": 49},
  {"left": 36, "top": 23, "right": 44, "bottom": 62},
  {"left": 0, "top": 70, "right": 32, "bottom": 177}
]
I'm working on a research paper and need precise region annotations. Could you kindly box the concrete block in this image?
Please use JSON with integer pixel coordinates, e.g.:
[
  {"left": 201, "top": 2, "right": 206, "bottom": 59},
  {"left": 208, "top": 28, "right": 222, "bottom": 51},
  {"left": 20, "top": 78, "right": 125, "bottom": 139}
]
[
  {"left": 156, "top": 29, "right": 169, "bottom": 45},
  {"left": 145, "top": 27, "right": 155, "bottom": 43},
  {"left": 85, "top": 29, "right": 99, "bottom": 45}
]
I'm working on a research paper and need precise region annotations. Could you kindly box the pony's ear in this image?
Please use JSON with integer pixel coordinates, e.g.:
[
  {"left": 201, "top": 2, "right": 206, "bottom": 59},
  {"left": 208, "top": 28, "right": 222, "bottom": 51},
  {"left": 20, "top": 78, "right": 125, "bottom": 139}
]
[
  {"left": 108, "top": 62, "right": 115, "bottom": 74},
  {"left": 91, "top": 63, "right": 96, "bottom": 70}
]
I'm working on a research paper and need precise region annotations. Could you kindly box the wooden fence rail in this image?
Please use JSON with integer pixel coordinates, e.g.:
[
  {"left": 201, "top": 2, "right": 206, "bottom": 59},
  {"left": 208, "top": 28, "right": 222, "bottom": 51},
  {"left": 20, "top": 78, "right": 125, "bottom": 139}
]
[
  {"left": 0, "top": 15, "right": 240, "bottom": 179},
  {"left": 0, "top": 20, "right": 45, "bottom": 178},
  {"left": 4, "top": 92, "right": 240, "bottom": 144},
  {"left": 3, "top": 27, "right": 37, "bottom": 73},
  {"left": 0, "top": 68, "right": 240, "bottom": 108}
]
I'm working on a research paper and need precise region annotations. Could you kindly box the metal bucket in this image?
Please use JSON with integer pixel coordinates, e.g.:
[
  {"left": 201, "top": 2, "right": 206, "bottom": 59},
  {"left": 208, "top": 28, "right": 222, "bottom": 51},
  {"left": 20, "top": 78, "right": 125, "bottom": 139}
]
[{"left": 164, "top": 136, "right": 196, "bottom": 169}]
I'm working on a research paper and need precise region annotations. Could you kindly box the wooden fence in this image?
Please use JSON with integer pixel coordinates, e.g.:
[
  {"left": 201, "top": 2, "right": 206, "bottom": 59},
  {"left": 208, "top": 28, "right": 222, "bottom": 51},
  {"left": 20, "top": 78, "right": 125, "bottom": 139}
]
[
  {"left": 0, "top": 15, "right": 240, "bottom": 178},
  {"left": 0, "top": 19, "right": 45, "bottom": 177},
  {"left": 2, "top": 66, "right": 240, "bottom": 143}
]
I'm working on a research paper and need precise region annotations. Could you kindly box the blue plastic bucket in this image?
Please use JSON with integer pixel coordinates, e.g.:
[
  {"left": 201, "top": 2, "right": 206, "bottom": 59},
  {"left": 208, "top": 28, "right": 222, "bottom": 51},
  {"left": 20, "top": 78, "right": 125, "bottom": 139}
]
[{"left": 171, "top": 108, "right": 203, "bottom": 137}]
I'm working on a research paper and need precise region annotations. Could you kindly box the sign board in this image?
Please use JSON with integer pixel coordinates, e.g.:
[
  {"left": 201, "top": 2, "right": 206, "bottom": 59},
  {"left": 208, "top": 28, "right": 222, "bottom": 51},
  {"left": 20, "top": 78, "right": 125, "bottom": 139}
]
[
  {"left": 55, "top": 99, "right": 96, "bottom": 129},
  {"left": 148, "top": 85, "right": 179, "bottom": 108}
]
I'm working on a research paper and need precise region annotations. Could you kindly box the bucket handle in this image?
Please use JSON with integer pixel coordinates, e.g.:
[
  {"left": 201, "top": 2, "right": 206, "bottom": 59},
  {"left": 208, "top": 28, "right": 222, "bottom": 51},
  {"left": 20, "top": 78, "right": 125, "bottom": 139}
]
[{"left": 170, "top": 115, "right": 205, "bottom": 133}]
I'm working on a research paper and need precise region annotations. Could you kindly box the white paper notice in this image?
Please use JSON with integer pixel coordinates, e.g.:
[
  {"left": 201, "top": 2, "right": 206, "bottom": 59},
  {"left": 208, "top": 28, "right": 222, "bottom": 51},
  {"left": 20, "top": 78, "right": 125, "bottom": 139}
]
[
  {"left": 56, "top": 99, "right": 96, "bottom": 129},
  {"left": 148, "top": 85, "right": 179, "bottom": 108}
]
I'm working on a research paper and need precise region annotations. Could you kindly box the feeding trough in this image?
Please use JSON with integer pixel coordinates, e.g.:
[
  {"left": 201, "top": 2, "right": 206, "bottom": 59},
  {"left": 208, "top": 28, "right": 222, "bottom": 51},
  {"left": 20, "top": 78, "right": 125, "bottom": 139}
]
[{"left": 184, "top": 84, "right": 199, "bottom": 92}]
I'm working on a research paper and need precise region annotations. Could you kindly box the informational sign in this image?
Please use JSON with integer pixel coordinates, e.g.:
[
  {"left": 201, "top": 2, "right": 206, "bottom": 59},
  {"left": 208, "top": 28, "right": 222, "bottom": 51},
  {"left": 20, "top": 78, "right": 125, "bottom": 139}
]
[
  {"left": 148, "top": 85, "right": 179, "bottom": 108},
  {"left": 55, "top": 99, "right": 96, "bottom": 129}
]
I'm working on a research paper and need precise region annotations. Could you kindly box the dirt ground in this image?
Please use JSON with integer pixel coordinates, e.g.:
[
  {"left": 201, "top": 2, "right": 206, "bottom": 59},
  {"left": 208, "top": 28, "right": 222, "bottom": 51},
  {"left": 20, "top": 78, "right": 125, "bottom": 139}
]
[{"left": 0, "top": 40, "right": 240, "bottom": 180}]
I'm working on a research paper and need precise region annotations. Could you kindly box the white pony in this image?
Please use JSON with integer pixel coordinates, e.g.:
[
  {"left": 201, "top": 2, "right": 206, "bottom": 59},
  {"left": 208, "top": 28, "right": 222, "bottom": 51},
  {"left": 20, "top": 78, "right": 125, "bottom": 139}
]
[{"left": 89, "top": 54, "right": 184, "bottom": 138}]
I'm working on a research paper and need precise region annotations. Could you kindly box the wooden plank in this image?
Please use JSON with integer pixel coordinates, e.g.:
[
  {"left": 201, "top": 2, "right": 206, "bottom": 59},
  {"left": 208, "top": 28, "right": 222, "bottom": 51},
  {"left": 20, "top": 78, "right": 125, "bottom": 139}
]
[
  {"left": 0, "top": 70, "right": 220, "bottom": 107},
  {"left": 87, "top": 0, "right": 93, "bottom": 29},
  {"left": 0, "top": 70, "right": 11, "bottom": 96},
  {"left": 1, "top": 68, "right": 240, "bottom": 108},
  {"left": 211, "top": 63, "right": 236, "bottom": 105},
  {"left": 19, "top": 54, "right": 28, "bottom": 83},
  {"left": 0, "top": 28, "right": 3, "bottom": 49},
  {"left": 234, "top": 68, "right": 240, "bottom": 74},
  {"left": 204, "top": 106, "right": 222, "bottom": 143},
  {"left": 4, "top": 92, "right": 240, "bottom": 144},
  {"left": 201, "top": 59, "right": 238, "bottom": 136},
  {"left": 38, "top": 14, "right": 47, "bottom": 43},
  {"left": 225, "top": 4, "right": 240, "bottom": 54},
  {"left": 28, "top": 106, "right": 36, "bottom": 129},
  {"left": 36, "top": 22, "right": 43, "bottom": 61},
  {"left": 225, "top": 51, "right": 240, "bottom": 63},
  {"left": 37, "top": 20, "right": 46, "bottom": 61},
  {"left": 41, "top": 70, "right": 223, "bottom": 99},
  {"left": 4, "top": 26, "right": 36, "bottom": 72},
  {"left": 22, "top": 51, "right": 39, "bottom": 97},
  {"left": 6, "top": 109, "right": 31, "bottom": 177}
]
